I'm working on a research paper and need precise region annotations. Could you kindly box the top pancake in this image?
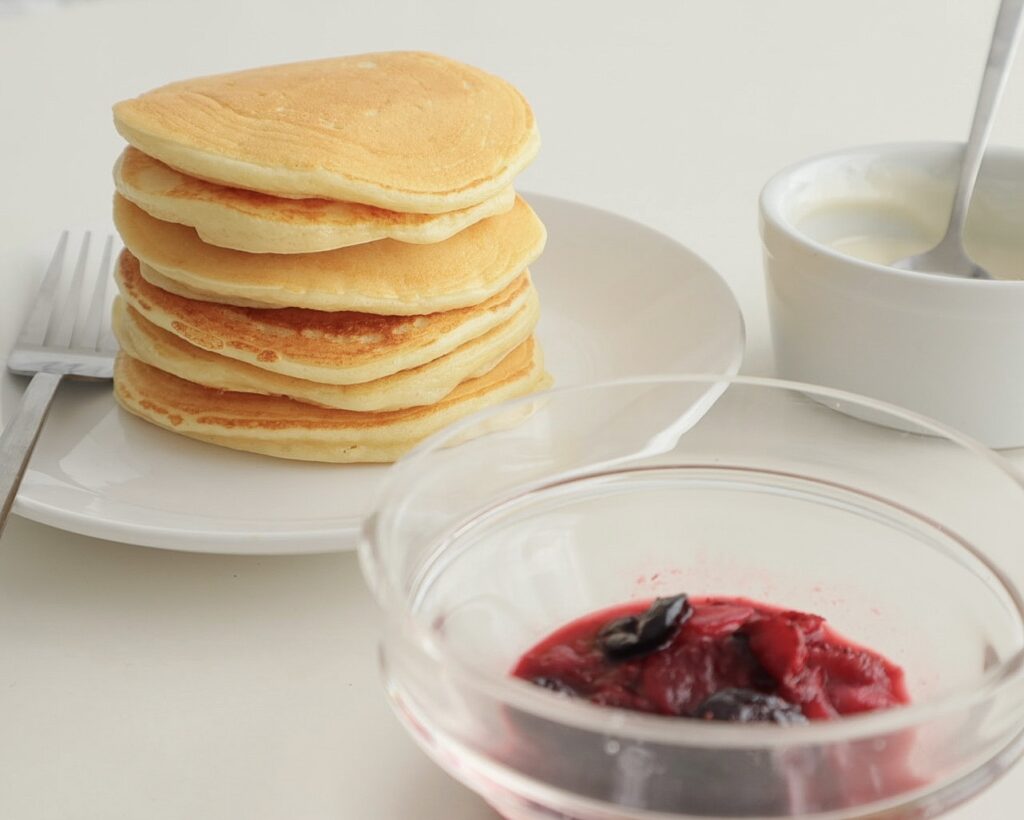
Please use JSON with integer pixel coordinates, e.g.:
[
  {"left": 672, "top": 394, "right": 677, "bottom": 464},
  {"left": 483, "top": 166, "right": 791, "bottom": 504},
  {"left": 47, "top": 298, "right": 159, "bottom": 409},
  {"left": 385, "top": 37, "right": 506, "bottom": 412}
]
[{"left": 112, "top": 52, "right": 540, "bottom": 213}]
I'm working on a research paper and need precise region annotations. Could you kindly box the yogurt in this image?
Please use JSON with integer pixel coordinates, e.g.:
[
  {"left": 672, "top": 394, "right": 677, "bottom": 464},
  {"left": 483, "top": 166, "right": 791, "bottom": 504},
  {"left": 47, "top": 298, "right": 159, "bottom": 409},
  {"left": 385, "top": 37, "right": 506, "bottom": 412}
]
[{"left": 793, "top": 171, "right": 1024, "bottom": 280}]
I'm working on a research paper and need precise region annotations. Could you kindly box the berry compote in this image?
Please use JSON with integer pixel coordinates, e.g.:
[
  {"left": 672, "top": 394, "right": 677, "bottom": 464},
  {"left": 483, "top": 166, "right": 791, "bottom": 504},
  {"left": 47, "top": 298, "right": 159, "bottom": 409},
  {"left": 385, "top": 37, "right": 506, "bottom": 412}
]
[{"left": 513, "top": 593, "right": 909, "bottom": 722}]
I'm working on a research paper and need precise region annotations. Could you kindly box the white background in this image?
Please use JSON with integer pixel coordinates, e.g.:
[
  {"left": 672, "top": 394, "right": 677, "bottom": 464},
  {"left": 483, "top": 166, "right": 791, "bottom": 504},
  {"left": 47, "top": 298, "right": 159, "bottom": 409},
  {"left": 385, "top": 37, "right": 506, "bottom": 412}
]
[{"left": 1, "top": 0, "right": 1023, "bottom": 817}]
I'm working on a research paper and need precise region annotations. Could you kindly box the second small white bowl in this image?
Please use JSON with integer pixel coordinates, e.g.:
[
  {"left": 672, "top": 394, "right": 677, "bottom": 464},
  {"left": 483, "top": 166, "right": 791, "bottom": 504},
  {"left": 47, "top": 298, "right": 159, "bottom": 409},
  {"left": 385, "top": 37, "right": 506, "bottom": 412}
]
[{"left": 760, "top": 142, "right": 1024, "bottom": 448}]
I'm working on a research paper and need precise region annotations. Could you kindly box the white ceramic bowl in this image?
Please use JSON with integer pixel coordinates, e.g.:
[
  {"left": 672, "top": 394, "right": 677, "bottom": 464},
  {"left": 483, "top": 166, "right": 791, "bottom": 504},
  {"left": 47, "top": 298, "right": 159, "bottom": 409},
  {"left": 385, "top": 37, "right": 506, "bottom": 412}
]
[{"left": 760, "top": 142, "right": 1024, "bottom": 448}]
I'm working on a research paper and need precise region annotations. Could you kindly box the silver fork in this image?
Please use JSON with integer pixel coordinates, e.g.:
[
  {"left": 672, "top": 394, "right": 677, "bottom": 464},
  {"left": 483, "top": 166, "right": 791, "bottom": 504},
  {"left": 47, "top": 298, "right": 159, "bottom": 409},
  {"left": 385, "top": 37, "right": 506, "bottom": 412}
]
[{"left": 0, "top": 232, "right": 118, "bottom": 537}]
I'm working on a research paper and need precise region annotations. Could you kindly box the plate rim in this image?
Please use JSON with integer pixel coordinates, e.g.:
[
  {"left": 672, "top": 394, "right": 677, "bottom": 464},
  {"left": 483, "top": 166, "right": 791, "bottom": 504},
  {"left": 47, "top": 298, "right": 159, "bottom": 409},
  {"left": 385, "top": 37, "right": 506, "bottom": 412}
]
[{"left": 13, "top": 493, "right": 353, "bottom": 554}]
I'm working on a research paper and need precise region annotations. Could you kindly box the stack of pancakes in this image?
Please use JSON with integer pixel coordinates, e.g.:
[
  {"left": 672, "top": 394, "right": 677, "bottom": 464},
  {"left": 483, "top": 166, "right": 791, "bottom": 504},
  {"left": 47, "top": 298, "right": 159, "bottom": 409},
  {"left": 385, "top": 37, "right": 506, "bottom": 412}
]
[{"left": 109, "top": 52, "right": 550, "bottom": 462}]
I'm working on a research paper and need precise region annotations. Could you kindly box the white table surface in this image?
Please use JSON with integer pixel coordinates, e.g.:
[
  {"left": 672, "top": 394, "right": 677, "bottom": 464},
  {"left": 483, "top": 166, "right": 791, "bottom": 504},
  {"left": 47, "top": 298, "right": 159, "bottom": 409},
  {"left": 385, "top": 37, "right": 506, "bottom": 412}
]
[{"left": 2, "top": 1, "right": 1023, "bottom": 817}]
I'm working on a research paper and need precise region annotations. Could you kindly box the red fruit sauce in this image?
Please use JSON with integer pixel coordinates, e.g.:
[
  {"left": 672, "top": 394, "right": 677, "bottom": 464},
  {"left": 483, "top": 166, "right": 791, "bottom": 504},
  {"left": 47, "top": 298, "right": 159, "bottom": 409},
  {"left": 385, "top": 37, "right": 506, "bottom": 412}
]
[{"left": 513, "top": 595, "right": 909, "bottom": 721}]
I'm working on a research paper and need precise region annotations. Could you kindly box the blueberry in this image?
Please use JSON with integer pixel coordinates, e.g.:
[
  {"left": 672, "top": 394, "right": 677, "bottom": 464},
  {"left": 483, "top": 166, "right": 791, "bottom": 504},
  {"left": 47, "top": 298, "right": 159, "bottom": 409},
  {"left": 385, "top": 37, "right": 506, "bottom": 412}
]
[
  {"left": 598, "top": 594, "right": 693, "bottom": 661},
  {"left": 596, "top": 616, "right": 642, "bottom": 656},
  {"left": 730, "top": 630, "right": 780, "bottom": 691},
  {"left": 693, "top": 688, "right": 807, "bottom": 725}
]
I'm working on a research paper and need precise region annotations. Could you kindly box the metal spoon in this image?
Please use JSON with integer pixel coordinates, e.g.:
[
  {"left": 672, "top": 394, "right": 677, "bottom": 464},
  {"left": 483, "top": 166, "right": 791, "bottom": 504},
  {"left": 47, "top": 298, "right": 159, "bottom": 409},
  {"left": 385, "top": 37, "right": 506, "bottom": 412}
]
[{"left": 892, "top": 0, "right": 1024, "bottom": 279}]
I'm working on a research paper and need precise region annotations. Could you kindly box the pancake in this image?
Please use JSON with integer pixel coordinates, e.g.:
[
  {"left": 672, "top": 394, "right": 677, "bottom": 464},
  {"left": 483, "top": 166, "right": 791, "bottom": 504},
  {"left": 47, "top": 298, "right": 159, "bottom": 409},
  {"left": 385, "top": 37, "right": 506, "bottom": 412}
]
[
  {"left": 114, "top": 194, "right": 546, "bottom": 313},
  {"left": 114, "top": 147, "right": 516, "bottom": 254},
  {"left": 112, "top": 291, "right": 539, "bottom": 411},
  {"left": 114, "top": 250, "right": 534, "bottom": 385},
  {"left": 112, "top": 52, "right": 539, "bottom": 213},
  {"left": 112, "top": 339, "right": 551, "bottom": 462}
]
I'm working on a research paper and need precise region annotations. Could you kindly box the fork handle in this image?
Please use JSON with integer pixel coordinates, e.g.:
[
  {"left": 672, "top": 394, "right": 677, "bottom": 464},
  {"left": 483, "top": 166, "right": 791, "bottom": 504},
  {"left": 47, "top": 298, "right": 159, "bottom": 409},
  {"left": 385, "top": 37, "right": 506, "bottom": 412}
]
[{"left": 0, "top": 372, "right": 63, "bottom": 539}]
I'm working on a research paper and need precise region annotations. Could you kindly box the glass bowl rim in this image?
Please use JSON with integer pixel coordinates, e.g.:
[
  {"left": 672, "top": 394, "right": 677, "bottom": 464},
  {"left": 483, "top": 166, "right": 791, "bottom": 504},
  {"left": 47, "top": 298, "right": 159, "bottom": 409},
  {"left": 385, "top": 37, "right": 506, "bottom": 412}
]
[{"left": 361, "top": 373, "right": 1024, "bottom": 747}]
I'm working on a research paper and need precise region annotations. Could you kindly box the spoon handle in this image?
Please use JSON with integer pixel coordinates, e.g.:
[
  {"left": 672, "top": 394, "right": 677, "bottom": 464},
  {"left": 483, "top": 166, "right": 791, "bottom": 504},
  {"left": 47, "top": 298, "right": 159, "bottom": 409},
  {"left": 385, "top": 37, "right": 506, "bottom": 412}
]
[{"left": 946, "top": 0, "right": 1024, "bottom": 241}]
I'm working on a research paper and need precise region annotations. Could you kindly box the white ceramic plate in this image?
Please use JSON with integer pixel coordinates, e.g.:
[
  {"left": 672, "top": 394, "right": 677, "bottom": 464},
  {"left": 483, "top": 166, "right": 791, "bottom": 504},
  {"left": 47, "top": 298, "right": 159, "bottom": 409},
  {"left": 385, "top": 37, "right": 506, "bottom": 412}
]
[{"left": 0, "top": 194, "right": 744, "bottom": 554}]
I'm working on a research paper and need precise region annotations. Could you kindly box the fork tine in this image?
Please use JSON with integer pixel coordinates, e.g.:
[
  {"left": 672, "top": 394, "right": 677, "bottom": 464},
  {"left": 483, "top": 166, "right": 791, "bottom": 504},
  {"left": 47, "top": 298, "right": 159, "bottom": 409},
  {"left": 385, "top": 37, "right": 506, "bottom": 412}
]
[
  {"left": 48, "top": 232, "right": 91, "bottom": 348},
  {"left": 97, "top": 246, "right": 119, "bottom": 355},
  {"left": 73, "top": 235, "right": 114, "bottom": 350},
  {"left": 98, "top": 314, "right": 119, "bottom": 355},
  {"left": 17, "top": 231, "right": 69, "bottom": 346},
  {"left": 98, "top": 293, "right": 119, "bottom": 354}
]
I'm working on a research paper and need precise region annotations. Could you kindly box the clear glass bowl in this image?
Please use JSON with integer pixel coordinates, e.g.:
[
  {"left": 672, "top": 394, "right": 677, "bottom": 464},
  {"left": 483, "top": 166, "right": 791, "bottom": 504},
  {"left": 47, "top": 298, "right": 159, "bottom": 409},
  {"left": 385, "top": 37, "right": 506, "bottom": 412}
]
[{"left": 359, "top": 377, "right": 1024, "bottom": 819}]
